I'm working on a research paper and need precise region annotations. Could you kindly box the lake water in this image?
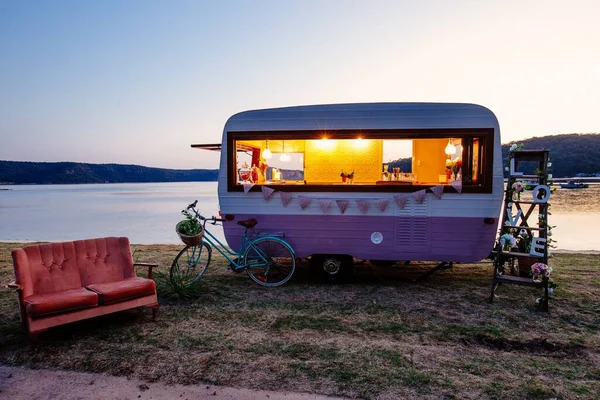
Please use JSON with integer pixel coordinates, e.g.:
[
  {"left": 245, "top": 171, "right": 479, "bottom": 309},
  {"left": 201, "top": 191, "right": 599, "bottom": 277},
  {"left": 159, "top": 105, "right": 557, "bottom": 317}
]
[{"left": 0, "top": 182, "right": 597, "bottom": 251}]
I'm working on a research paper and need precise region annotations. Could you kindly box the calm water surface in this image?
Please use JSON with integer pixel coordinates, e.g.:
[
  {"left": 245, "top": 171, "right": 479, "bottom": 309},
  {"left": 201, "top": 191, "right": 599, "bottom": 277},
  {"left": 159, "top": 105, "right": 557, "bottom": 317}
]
[
  {"left": 0, "top": 182, "right": 596, "bottom": 251},
  {"left": 0, "top": 182, "right": 223, "bottom": 244}
]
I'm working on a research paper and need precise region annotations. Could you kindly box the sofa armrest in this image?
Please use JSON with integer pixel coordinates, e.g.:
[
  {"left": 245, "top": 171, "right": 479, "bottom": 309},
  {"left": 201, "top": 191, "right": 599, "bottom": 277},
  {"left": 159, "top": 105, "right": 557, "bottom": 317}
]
[{"left": 134, "top": 263, "right": 158, "bottom": 280}]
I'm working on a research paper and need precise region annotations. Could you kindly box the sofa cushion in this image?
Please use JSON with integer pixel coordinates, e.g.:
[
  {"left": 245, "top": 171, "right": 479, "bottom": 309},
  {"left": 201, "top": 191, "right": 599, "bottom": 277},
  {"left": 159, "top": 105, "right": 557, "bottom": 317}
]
[
  {"left": 25, "top": 288, "right": 98, "bottom": 318},
  {"left": 86, "top": 277, "right": 156, "bottom": 305}
]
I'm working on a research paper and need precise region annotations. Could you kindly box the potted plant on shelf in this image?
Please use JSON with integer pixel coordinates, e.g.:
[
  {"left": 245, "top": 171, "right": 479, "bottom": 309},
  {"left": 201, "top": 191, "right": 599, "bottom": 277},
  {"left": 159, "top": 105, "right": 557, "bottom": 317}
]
[
  {"left": 176, "top": 209, "right": 203, "bottom": 246},
  {"left": 516, "top": 232, "right": 537, "bottom": 277}
]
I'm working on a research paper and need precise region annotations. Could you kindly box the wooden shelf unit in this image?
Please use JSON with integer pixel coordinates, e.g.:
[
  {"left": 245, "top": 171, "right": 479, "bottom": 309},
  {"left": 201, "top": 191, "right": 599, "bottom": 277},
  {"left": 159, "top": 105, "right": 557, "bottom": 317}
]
[{"left": 489, "top": 149, "right": 551, "bottom": 311}]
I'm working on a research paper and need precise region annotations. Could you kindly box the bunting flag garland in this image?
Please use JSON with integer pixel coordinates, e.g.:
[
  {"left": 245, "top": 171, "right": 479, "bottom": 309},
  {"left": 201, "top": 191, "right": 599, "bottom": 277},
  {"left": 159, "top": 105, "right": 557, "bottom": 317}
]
[
  {"left": 280, "top": 191, "right": 293, "bottom": 207},
  {"left": 413, "top": 189, "right": 427, "bottom": 204},
  {"left": 450, "top": 179, "right": 463, "bottom": 193},
  {"left": 261, "top": 186, "right": 275, "bottom": 200},
  {"left": 375, "top": 198, "right": 389, "bottom": 212},
  {"left": 430, "top": 185, "right": 444, "bottom": 199},
  {"left": 251, "top": 184, "right": 454, "bottom": 213},
  {"left": 336, "top": 200, "right": 350, "bottom": 214},
  {"left": 243, "top": 182, "right": 254, "bottom": 193},
  {"left": 394, "top": 194, "right": 408, "bottom": 209},
  {"left": 356, "top": 199, "right": 371, "bottom": 214},
  {"left": 318, "top": 199, "right": 332, "bottom": 213},
  {"left": 299, "top": 196, "right": 312, "bottom": 210}
]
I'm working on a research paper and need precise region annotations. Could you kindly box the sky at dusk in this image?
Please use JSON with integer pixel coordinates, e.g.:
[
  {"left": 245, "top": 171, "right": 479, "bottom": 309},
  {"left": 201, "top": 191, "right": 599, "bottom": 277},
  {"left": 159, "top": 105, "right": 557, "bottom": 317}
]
[{"left": 1, "top": 0, "right": 598, "bottom": 170}]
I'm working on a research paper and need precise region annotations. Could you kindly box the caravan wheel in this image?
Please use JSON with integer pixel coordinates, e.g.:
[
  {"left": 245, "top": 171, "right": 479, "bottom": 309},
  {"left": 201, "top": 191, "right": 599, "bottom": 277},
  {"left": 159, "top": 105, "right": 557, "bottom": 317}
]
[{"left": 310, "top": 255, "right": 354, "bottom": 283}]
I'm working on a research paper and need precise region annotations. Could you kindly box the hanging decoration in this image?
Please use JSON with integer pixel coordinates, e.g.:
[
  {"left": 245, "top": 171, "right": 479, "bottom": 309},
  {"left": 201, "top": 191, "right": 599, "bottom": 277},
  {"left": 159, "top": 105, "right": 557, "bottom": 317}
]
[
  {"left": 299, "top": 196, "right": 312, "bottom": 210},
  {"left": 394, "top": 194, "right": 409, "bottom": 209},
  {"left": 318, "top": 199, "right": 332, "bottom": 213},
  {"left": 243, "top": 182, "right": 254, "bottom": 193},
  {"left": 261, "top": 186, "right": 275, "bottom": 200},
  {"left": 430, "top": 185, "right": 444, "bottom": 199},
  {"left": 450, "top": 179, "right": 463, "bottom": 193},
  {"left": 356, "top": 199, "right": 371, "bottom": 214},
  {"left": 413, "top": 189, "right": 427, "bottom": 204},
  {"left": 336, "top": 200, "right": 350, "bottom": 214},
  {"left": 280, "top": 191, "right": 293, "bottom": 207},
  {"left": 375, "top": 198, "right": 389, "bottom": 212}
]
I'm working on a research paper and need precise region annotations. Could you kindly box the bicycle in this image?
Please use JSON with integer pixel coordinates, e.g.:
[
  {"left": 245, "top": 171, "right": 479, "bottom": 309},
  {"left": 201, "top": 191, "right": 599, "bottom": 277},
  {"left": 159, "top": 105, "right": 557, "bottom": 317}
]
[{"left": 170, "top": 201, "right": 296, "bottom": 287}]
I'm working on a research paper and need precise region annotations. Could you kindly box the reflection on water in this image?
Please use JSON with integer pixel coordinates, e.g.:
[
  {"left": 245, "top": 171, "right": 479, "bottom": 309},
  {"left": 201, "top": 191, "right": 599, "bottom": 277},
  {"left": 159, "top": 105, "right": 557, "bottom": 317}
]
[
  {"left": 0, "top": 182, "right": 224, "bottom": 244},
  {"left": 0, "top": 182, "right": 597, "bottom": 251}
]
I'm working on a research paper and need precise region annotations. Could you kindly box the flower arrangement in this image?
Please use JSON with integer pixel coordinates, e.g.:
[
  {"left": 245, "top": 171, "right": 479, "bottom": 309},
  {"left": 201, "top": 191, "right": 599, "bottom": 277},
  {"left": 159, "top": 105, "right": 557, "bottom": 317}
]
[
  {"left": 531, "top": 262, "right": 552, "bottom": 280},
  {"left": 445, "top": 157, "right": 462, "bottom": 180},
  {"left": 511, "top": 181, "right": 524, "bottom": 199},
  {"left": 509, "top": 143, "right": 524, "bottom": 152},
  {"left": 499, "top": 233, "right": 516, "bottom": 251},
  {"left": 340, "top": 170, "right": 354, "bottom": 183}
]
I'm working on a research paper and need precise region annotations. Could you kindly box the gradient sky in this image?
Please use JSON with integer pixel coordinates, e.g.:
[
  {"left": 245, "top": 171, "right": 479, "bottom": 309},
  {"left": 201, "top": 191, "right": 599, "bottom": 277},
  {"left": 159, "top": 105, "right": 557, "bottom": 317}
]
[{"left": 1, "top": 0, "right": 598, "bottom": 169}]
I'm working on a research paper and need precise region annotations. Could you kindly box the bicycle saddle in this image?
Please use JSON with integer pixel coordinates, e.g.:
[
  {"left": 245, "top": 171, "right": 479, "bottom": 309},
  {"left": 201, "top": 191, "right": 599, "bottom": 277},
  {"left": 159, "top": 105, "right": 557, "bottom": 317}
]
[{"left": 237, "top": 218, "right": 258, "bottom": 229}]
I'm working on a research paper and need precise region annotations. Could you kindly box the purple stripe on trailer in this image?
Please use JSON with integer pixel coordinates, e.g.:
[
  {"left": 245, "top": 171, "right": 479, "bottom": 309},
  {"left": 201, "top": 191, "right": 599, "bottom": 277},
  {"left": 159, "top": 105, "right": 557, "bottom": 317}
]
[{"left": 223, "top": 214, "right": 496, "bottom": 263}]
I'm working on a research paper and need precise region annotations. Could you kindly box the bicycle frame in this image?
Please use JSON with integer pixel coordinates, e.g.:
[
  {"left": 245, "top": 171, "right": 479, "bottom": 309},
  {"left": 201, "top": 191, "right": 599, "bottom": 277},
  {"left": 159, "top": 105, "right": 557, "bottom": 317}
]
[{"left": 188, "top": 207, "right": 287, "bottom": 271}]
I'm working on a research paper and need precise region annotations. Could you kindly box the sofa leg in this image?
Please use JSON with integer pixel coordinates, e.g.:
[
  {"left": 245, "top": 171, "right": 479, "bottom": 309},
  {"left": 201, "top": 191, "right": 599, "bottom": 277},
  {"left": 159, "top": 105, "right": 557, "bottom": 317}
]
[
  {"left": 151, "top": 305, "right": 159, "bottom": 322},
  {"left": 28, "top": 330, "right": 45, "bottom": 351}
]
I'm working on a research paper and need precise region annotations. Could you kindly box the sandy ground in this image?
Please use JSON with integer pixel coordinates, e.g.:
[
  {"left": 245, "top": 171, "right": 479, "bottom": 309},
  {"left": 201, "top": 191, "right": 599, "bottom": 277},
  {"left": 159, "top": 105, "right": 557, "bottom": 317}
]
[{"left": 0, "top": 365, "right": 346, "bottom": 400}]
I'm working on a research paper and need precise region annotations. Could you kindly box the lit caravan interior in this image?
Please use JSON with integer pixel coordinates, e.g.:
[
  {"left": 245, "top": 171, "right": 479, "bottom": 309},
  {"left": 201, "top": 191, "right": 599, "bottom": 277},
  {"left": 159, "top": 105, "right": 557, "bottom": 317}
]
[{"left": 229, "top": 130, "right": 490, "bottom": 193}]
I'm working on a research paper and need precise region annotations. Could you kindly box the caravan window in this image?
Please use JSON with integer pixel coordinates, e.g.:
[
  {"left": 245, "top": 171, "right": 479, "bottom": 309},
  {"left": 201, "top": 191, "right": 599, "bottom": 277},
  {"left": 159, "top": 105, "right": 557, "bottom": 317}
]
[{"left": 228, "top": 129, "right": 493, "bottom": 193}]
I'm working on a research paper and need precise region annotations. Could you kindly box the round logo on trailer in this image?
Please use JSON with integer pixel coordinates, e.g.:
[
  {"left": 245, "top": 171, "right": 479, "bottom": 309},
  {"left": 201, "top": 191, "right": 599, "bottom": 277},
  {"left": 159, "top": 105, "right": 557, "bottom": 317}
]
[{"left": 370, "top": 232, "right": 383, "bottom": 244}]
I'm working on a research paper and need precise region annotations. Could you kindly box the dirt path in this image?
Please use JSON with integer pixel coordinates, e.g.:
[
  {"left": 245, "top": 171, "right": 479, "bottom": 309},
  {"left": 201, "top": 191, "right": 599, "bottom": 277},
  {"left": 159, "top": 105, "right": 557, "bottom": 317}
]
[{"left": 0, "top": 365, "right": 346, "bottom": 400}]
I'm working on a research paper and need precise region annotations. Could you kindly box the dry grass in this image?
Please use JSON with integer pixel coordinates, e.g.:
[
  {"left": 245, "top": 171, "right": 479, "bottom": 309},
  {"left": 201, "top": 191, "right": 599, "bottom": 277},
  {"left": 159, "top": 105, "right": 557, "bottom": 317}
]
[{"left": 1, "top": 243, "right": 599, "bottom": 399}]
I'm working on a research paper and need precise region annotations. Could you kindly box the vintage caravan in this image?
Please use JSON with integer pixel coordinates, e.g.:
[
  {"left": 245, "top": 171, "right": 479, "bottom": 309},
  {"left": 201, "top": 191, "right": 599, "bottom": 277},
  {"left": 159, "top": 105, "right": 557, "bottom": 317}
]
[{"left": 195, "top": 103, "right": 504, "bottom": 278}]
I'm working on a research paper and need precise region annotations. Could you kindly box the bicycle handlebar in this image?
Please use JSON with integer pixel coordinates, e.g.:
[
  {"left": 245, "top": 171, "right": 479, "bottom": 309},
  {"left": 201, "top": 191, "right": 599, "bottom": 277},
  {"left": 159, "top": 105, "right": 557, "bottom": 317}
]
[{"left": 184, "top": 200, "right": 225, "bottom": 224}]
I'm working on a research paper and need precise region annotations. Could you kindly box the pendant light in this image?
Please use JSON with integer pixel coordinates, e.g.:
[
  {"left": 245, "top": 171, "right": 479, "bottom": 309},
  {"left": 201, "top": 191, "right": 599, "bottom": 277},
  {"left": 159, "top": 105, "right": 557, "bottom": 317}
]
[
  {"left": 279, "top": 140, "right": 290, "bottom": 162},
  {"left": 444, "top": 138, "right": 456, "bottom": 156},
  {"left": 262, "top": 140, "right": 272, "bottom": 160}
]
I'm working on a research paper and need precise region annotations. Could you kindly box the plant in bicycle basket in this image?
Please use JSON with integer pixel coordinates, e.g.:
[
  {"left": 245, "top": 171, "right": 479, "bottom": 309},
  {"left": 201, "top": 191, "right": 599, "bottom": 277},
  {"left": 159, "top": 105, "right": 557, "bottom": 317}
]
[{"left": 177, "top": 210, "right": 202, "bottom": 236}]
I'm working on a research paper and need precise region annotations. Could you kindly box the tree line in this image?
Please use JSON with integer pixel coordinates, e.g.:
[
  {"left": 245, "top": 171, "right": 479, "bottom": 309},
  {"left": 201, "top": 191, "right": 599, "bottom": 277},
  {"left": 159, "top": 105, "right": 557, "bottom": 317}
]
[{"left": 0, "top": 161, "right": 218, "bottom": 184}]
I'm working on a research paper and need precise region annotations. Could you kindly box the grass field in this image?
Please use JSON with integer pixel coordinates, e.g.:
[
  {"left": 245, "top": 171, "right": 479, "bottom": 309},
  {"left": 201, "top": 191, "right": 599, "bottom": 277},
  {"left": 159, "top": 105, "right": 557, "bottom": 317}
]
[{"left": 1, "top": 243, "right": 599, "bottom": 399}]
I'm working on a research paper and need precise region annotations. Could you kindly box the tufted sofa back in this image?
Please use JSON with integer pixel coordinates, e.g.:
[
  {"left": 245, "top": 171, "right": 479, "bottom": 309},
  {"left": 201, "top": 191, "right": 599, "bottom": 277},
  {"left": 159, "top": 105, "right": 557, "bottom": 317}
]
[
  {"left": 12, "top": 237, "right": 137, "bottom": 297},
  {"left": 12, "top": 242, "right": 82, "bottom": 297},
  {"left": 75, "top": 237, "right": 136, "bottom": 285}
]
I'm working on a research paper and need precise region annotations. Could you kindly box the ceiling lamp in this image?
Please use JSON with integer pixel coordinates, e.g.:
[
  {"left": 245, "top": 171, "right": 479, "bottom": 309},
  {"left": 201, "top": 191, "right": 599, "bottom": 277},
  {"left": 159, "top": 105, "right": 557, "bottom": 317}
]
[
  {"left": 444, "top": 138, "right": 456, "bottom": 156},
  {"left": 262, "top": 140, "right": 272, "bottom": 160},
  {"left": 279, "top": 140, "right": 290, "bottom": 162}
]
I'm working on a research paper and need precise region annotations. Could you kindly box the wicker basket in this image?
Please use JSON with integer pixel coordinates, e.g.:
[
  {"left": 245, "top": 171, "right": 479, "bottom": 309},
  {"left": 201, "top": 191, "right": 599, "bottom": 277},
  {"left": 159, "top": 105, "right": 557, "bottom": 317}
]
[{"left": 176, "top": 222, "right": 204, "bottom": 246}]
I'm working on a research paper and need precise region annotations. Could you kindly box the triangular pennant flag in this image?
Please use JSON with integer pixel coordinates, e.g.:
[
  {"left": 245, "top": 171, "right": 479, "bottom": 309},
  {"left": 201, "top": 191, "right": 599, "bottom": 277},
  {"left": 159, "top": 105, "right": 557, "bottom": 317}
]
[
  {"left": 430, "top": 185, "right": 444, "bottom": 199},
  {"left": 261, "top": 186, "right": 276, "bottom": 201},
  {"left": 450, "top": 179, "right": 463, "bottom": 193},
  {"left": 280, "top": 191, "right": 293, "bottom": 207},
  {"left": 299, "top": 196, "right": 312, "bottom": 210},
  {"left": 375, "top": 198, "right": 389, "bottom": 212},
  {"left": 336, "top": 200, "right": 350, "bottom": 214},
  {"left": 356, "top": 199, "right": 370, "bottom": 214},
  {"left": 318, "top": 198, "right": 332, "bottom": 213},
  {"left": 243, "top": 182, "right": 254, "bottom": 193},
  {"left": 394, "top": 195, "right": 408, "bottom": 209},
  {"left": 413, "top": 189, "right": 427, "bottom": 204}
]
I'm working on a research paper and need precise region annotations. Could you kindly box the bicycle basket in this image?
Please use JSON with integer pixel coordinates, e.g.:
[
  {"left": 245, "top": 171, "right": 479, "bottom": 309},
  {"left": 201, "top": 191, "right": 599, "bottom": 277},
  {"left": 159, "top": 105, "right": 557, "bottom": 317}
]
[{"left": 176, "top": 222, "right": 204, "bottom": 246}]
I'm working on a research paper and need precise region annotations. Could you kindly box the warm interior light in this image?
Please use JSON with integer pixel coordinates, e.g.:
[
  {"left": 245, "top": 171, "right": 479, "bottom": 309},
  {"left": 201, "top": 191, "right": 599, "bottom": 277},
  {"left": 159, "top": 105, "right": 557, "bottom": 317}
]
[
  {"left": 353, "top": 137, "right": 368, "bottom": 148},
  {"left": 444, "top": 138, "right": 456, "bottom": 156},
  {"left": 279, "top": 140, "right": 290, "bottom": 162},
  {"left": 262, "top": 140, "right": 272, "bottom": 160}
]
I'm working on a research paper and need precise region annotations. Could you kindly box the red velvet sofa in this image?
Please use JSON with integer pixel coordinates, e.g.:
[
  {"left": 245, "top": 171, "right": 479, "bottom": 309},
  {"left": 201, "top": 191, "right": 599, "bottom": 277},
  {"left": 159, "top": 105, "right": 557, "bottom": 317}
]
[{"left": 9, "top": 237, "right": 159, "bottom": 341}]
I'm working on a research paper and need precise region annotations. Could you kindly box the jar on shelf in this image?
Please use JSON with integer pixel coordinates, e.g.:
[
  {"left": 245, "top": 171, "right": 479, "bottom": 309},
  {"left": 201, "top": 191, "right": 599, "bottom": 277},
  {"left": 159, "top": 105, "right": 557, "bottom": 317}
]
[{"left": 239, "top": 162, "right": 251, "bottom": 183}]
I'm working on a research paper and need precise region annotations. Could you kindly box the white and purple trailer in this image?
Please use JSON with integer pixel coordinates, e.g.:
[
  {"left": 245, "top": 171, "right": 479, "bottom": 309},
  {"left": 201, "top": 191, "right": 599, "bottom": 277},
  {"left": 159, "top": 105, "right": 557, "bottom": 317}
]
[{"left": 195, "top": 103, "right": 503, "bottom": 278}]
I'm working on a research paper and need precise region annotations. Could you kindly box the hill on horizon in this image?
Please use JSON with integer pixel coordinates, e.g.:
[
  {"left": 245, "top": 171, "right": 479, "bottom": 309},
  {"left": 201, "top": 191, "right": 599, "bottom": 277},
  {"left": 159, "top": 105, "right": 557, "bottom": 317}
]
[
  {"left": 2, "top": 133, "right": 599, "bottom": 184},
  {"left": 0, "top": 160, "right": 218, "bottom": 185},
  {"left": 389, "top": 133, "right": 600, "bottom": 178}
]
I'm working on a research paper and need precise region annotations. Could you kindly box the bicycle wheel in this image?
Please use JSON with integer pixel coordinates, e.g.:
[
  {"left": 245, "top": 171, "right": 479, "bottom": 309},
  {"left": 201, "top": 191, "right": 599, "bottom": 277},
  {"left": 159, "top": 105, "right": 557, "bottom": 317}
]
[
  {"left": 244, "top": 237, "right": 295, "bottom": 287},
  {"left": 170, "top": 242, "right": 212, "bottom": 287}
]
